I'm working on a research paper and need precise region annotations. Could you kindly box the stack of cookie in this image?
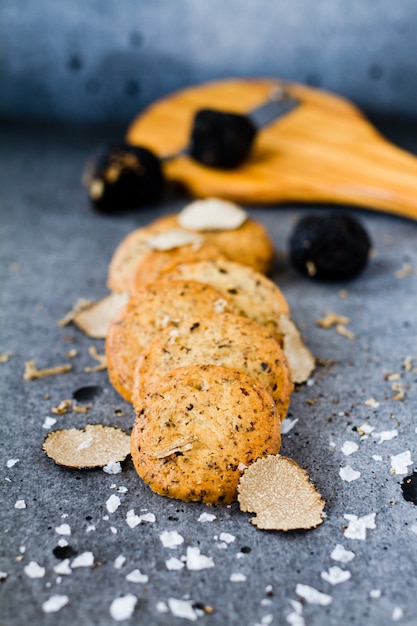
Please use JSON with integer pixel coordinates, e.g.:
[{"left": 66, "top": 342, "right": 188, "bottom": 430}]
[{"left": 105, "top": 198, "right": 314, "bottom": 504}]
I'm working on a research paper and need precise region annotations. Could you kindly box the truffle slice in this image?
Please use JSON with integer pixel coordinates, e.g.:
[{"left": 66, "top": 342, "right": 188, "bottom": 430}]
[
  {"left": 238, "top": 455, "right": 325, "bottom": 530},
  {"left": 83, "top": 143, "right": 165, "bottom": 213},
  {"left": 70, "top": 292, "right": 129, "bottom": 339},
  {"left": 42, "top": 424, "right": 130, "bottom": 469},
  {"left": 189, "top": 109, "right": 257, "bottom": 169}
]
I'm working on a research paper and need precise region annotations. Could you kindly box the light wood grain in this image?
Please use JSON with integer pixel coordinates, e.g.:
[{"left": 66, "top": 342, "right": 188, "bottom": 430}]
[{"left": 126, "top": 78, "right": 417, "bottom": 220}]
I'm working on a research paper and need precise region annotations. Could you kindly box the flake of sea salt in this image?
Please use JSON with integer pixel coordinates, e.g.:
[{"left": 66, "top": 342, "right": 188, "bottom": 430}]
[
  {"left": 86, "top": 524, "right": 96, "bottom": 532},
  {"left": 343, "top": 513, "right": 376, "bottom": 540},
  {"left": 369, "top": 589, "right": 382, "bottom": 599},
  {"left": 160, "top": 530, "right": 184, "bottom": 549},
  {"left": 167, "top": 598, "right": 197, "bottom": 621},
  {"left": 14, "top": 500, "right": 26, "bottom": 509},
  {"left": 126, "top": 509, "right": 141, "bottom": 528},
  {"left": 6, "top": 459, "right": 19, "bottom": 468},
  {"left": 71, "top": 552, "right": 94, "bottom": 568},
  {"left": 373, "top": 430, "right": 398, "bottom": 444},
  {"left": 103, "top": 460, "right": 122, "bottom": 474},
  {"left": 185, "top": 546, "right": 214, "bottom": 570},
  {"left": 42, "top": 595, "right": 69, "bottom": 613},
  {"left": 166, "top": 557, "right": 185, "bottom": 571},
  {"left": 330, "top": 544, "right": 355, "bottom": 563},
  {"left": 392, "top": 607, "right": 404, "bottom": 621},
  {"left": 106, "top": 494, "right": 121, "bottom": 513},
  {"left": 57, "top": 538, "right": 68, "bottom": 547},
  {"left": 295, "top": 584, "right": 332, "bottom": 606},
  {"left": 103, "top": 515, "right": 110, "bottom": 521},
  {"left": 139, "top": 512, "right": 156, "bottom": 523},
  {"left": 117, "top": 486, "right": 128, "bottom": 493},
  {"left": 0, "top": 572, "right": 8, "bottom": 581},
  {"left": 260, "top": 616, "right": 273, "bottom": 625},
  {"left": 24, "top": 561, "right": 45, "bottom": 578},
  {"left": 109, "top": 594, "right": 137, "bottom": 621},
  {"left": 114, "top": 555, "right": 126, "bottom": 569},
  {"left": 357, "top": 423, "right": 375, "bottom": 439},
  {"left": 339, "top": 466, "right": 361, "bottom": 482},
  {"left": 230, "top": 572, "right": 247, "bottom": 582},
  {"left": 321, "top": 566, "right": 351, "bottom": 585},
  {"left": 198, "top": 512, "right": 216, "bottom": 522},
  {"left": 390, "top": 450, "right": 413, "bottom": 475},
  {"left": 110, "top": 527, "right": 117, "bottom": 534},
  {"left": 372, "top": 455, "right": 383, "bottom": 461},
  {"left": 156, "top": 601, "right": 169, "bottom": 613},
  {"left": 281, "top": 418, "right": 299, "bottom": 435},
  {"left": 55, "top": 523, "right": 71, "bottom": 536},
  {"left": 287, "top": 599, "right": 305, "bottom": 626},
  {"left": 42, "top": 416, "right": 57, "bottom": 429},
  {"left": 341, "top": 441, "right": 358, "bottom": 456},
  {"left": 126, "top": 569, "right": 149, "bottom": 583},
  {"left": 219, "top": 532, "right": 235, "bottom": 544},
  {"left": 53, "top": 559, "right": 72, "bottom": 575}
]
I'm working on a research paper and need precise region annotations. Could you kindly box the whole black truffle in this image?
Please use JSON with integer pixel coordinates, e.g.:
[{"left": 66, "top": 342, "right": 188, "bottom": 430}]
[
  {"left": 83, "top": 143, "right": 165, "bottom": 213},
  {"left": 288, "top": 213, "right": 372, "bottom": 281},
  {"left": 189, "top": 108, "right": 257, "bottom": 169}
]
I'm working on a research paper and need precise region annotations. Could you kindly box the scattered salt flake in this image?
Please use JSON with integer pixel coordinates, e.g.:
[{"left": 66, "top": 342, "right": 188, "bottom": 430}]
[
  {"left": 160, "top": 530, "right": 184, "bottom": 549},
  {"left": 6, "top": 459, "right": 19, "bottom": 468},
  {"left": 86, "top": 524, "right": 96, "bottom": 532},
  {"left": 287, "top": 599, "right": 305, "bottom": 626},
  {"left": 126, "top": 509, "right": 141, "bottom": 528},
  {"left": 295, "top": 584, "right": 332, "bottom": 606},
  {"left": 364, "top": 397, "right": 380, "bottom": 408},
  {"left": 392, "top": 607, "right": 404, "bottom": 621},
  {"left": 114, "top": 555, "right": 126, "bottom": 569},
  {"left": 343, "top": 513, "right": 376, "bottom": 540},
  {"left": 14, "top": 499, "right": 26, "bottom": 510},
  {"left": 219, "top": 532, "right": 235, "bottom": 544},
  {"left": 57, "top": 538, "right": 69, "bottom": 547},
  {"left": 24, "top": 561, "right": 45, "bottom": 579},
  {"left": 370, "top": 589, "right": 382, "bottom": 599},
  {"left": 0, "top": 572, "right": 8, "bottom": 581},
  {"left": 186, "top": 546, "right": 214, "bottom": 570},
  {"left": 103, "top": 460, "right": 122, "bottom": 474},
  {"left": 198, "top": 512, "right": 216, "bottom": 523},
  {"left": 330, "top": 544, "right": 355, "bottom": 563},
  {"left": 167, "top": 598, "right": 198, "bottom": 621},
  {"left": 374, "top": 430, "right": 398, "bottom": 444},
  {"left": 55, "top": 524, "right": 71, "bottom": 536},
  {"left": 126, "top": 569, "right": 149, "bottom": 583},
  {"left": 357, "top": 423, "right": 375, "bottom": 438},
  {"left": 156, "top": 601, "right": 169, "bottom": 613},
  {"left": 53, "top": 559, "right": 72, "bottom": 575},
  {"left": 117, "top": 486, "right": 128, "bottom": 493},
  {"left": 372, "top": 455, "right": 383, "bottom": 461},
  {"left": 43, "top": 417, "right": 57, "bottom": 430},
  {"left": 281, "top": 418, "right": 299, "bottom": 435},
  {"left": 139, "top": 512, "right": 156, "bottom": 523},
  {"left": 109, "top": 594, "right": 137, "bottom": 622},
  {"left": 106, "top": 494, "right": 121, "bottom": 514},
  {"left": 238, "top": 455, "right": 325, "bottom": 531},
  {"left": 71, "top": 551, "right": 94, "bottom": 568},
  {"left": 166, "top": 557, "right": 185, "bottom": 571},
  {"left": 42, "top": 424, "right": 130, "bottom": 469},
  {"left": 277, "top": 315, "right": 315, "bottom": 384},
  {"left": 230, "top": 572, "right": 247, "bottom": 582},
  {"left": 110, "top": 527, "right": 117, "bottom": 534},
  {"left": 179, "top": 197, "right": 247, "bottom": 231},
  {"left": 70, "top": 292, "right": 129, "bottom": 339},
  {"left": 321, "top": 566, "right": 351, "bottom": 585},
  {"left": 339, "top": 466, "right": 361, "bottom": 482},
  {"left": 341, "top": 441, "right": 358, "bottom": 456},
  {"left": 390, "top": 450, "right": 413, "bottom": 475},
  {"left": 42, "top": 595, "right": 69, "bottom": 614}
]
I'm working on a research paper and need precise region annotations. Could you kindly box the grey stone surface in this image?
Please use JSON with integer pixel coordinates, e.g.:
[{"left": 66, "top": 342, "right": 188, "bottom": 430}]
[
  {"left": 1, "top": 117, "right": 417, "bottom": 625},
  {"left": 1, "top": 0, "right": 417, "bottom": 123}
]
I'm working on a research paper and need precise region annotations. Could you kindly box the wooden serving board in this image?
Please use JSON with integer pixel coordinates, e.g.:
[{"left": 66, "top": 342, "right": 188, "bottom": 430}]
[{"left": 126, "top": 78, "right": 417, "bottom": 220}]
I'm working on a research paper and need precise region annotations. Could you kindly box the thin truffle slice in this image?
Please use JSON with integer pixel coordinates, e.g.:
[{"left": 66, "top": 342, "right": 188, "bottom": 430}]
[
  {"left": 238, "top": 455, "right": 325, "bottom": 530},
  {"left": 70, "top": 292, "right": 129, "bottom": 339},
  {"left": 42, "top": 424, "right": 131, "bottom": 469}
]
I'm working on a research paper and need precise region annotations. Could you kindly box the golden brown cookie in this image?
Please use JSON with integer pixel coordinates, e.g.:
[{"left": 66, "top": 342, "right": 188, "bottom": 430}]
[
  {"left": 133, "top": 241, "right": 225, "bottom": 288},
  {"left": 105, "top": 280, "right": 237, "bottom": 402},
  {"left": 158, "top": 258, "right": 289, "bottom": 343},
  {"left": 131, "top": 364, "right": 281, "bottom": 504},
  {"left": 134, "top": 312, "right": 293, "bottom": 421}
]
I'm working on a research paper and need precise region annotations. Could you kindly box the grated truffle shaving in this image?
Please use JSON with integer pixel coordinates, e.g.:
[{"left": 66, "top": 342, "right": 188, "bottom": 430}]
[
  {"left": 84, "top": 346, "right": 107, "bottom": 372},
  {"left": 237, "top": 455, "right": 325, "bottom": 530},
  {"left": 42, "top": 424, "right": 130, "bottom": 469},
  {"left": 276, "top": 314, "right": 315, "bottom": 384},
  {"left": 178, "top": 198, "right": 247, "bottom": 231},
  {"left": 61, "top": 292, "right": 129, "bottom": 338}
]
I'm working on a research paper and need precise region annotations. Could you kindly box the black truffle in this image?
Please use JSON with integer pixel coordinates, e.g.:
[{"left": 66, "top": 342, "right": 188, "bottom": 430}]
[
  {"left": 288, "top": 213, "right": 371, "bottom": 281},
  {"left": 83, "top": 143, "right": 165, "bottom": 213},
  {"left": 189, "top": 108, "right": 257, "bottom": 169}
]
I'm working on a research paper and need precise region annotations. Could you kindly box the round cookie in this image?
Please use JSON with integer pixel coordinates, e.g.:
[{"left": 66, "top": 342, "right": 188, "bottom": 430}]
[
  {"left": 158, "top": 258, "right": 290, "bottom": 344},
  {"left": 105, "top": 280, "right": 237, "bottom": 402},
  {"left": 134, "top": 312, "right": 293, "bottom": 421},
  {"left": 133, "top": 240, "right": 225, "bottom": 287},
  {"left": 131, "top": 364, "right": 281, "bottom": 504}
]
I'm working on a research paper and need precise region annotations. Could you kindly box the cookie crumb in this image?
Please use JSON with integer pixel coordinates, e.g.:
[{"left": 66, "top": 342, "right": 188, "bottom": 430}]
[{"left": 23, "top": 360, "right": 72, "bottom": 381}]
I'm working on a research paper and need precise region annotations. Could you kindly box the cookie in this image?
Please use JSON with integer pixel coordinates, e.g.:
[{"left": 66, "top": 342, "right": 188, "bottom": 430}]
[
  {"left": 134, "top": 312, "right": 293, "bottom": 421},
  {"left": 131, "top": 364, "right": 281, "bottom": 504},
  {"left": 158, "top": 258, "right": 289, "bottom": 343},
  {"left": 105, "top": 280, "right": 237, "bottom": 402},
  {"left": 133, "top": 240, "right": 225, "bottom": 287}
]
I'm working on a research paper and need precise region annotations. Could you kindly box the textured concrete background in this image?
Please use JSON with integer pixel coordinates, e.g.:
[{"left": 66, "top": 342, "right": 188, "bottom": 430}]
[{"left": 1, "top": 0, "right": 416, "bottom": 123}]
